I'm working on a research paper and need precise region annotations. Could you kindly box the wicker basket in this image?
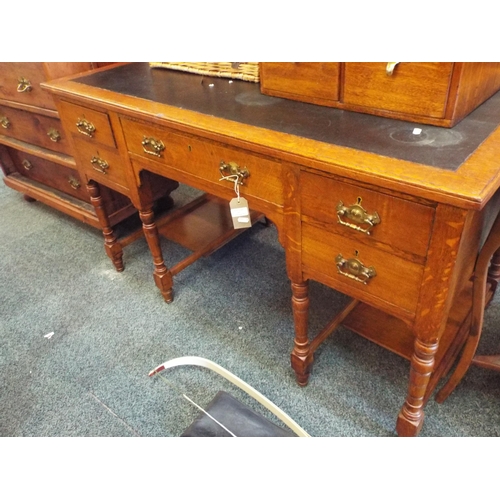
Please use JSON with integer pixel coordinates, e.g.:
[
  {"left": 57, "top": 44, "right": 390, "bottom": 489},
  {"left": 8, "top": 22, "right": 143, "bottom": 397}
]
[{"left": 149, "top": 62, "right": 260, "bottom": 83}]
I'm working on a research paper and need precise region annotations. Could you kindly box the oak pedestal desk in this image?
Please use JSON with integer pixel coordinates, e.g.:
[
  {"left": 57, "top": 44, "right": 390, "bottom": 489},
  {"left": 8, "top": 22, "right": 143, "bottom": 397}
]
[{"left": 43, "top": 63, "right": 500, "bottom": 437}]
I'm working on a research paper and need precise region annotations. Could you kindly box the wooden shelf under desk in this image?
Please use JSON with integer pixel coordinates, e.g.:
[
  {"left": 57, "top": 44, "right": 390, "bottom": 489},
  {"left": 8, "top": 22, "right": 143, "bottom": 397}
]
[
  {"left": 156, "top": 193, "right": 264, "bottom": 276},
  {"left": 340, "top": 281, "right": 476, "bottom": 402}
]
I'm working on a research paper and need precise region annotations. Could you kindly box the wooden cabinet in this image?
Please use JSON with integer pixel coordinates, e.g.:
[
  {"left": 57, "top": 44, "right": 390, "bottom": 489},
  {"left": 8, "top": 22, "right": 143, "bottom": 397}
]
[
  {"left": 0, "top": 62, "right": 135, "bottom": 232},
  {"left": 260, "top": 62, "right": 500, "bottom": 127}
]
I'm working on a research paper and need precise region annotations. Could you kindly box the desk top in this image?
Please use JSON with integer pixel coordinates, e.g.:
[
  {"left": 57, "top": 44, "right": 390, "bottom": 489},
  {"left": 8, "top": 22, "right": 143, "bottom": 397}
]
[
  {"left": 75, "top": 62, "right": 500, "bottom": 172},
  {"left": 43, "top": 63, "right": 500, "bottom": 210}
]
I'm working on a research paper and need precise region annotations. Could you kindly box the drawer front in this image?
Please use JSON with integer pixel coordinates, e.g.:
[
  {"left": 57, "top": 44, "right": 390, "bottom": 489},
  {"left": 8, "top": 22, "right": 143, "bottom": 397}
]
[
  {"left": 342, "top": 62, "right": 454, "bottom": 118},
  {"left": 0, "top": 105, "right": 71, "bottom": 155},
  {"left": 58, "top": 100, "right": 116, "bottom": 148},
  {"left": 0, "top": 63, "right": 56, "bottom": 110},
  {"left": 121, "top": 118, "right": 284, "bottom": 207},
  {"left": 300, "top": 171, "right": 434, "bottom": 258},
  {"left": 302, "top": 223, "right": 424, "bottom": 315},
  {"left": 72, "top": 138, "right": 128, "bottom": 190},
  {"left": 260, "top": 63, "right": 340, "bottom": 105},
  {"left": 8, "top": 149, "right": 88, "bottom": 201}
]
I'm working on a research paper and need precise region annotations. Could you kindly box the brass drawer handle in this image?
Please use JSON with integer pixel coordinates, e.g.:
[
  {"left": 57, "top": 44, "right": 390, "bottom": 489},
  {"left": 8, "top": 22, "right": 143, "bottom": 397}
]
[
  {"left": 0, "top": 115, "right": 11, "bottom": 129},
  {"left": 76, "top": 117, "right": 96, "bottom": 137},
  {"left": 336, "top": 253, "right": 377, "bottom": 284},
  {"left": 47, "top": 127, "right": 61, "bottom": 142},
  {"left": 336, "top": 197, "right": 380, "bottom": 235},
  {"left": 17, "top": 77, "right": 32, "bottom": 93},
  {"left": 219, "top": 160, "right": 249, "bottom": 185},
  {"left": 90, "top": 156, "right": 109, "bottom": 174},
  {"left": 22, "top": 159, "right": 33, "bottom": 171},
  {"left": 68, "top": 176, "right": 81, "bottom": 189},
  {"left": 386, "top": 62, "right": 399, "bottom": 76},
  {"left": 142, "top": 136, "right": 165, "bottom": 157}
]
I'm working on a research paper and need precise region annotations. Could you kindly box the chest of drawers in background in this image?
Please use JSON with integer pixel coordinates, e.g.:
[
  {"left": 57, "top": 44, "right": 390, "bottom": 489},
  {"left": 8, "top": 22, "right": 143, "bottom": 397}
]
[
  {"left": 0, "top": 62, "right": 135, "bottom": 229},
  {"left": 260, "top": 62, "right": 500, "bottom": 127}
]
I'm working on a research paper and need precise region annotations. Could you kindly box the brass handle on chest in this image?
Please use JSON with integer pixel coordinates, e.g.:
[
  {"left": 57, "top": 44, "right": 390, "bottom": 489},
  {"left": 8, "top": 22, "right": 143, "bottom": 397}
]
[
  {"left": 47, "top": 127, "right": 61, "bottom": 142},
  {"left": 22, "top": 159, "right": 33, "bottom": 171},
  {"left": 68, "top": 176, "right": 81, "bottom": 189},
  {"left": 142, "top": 137, "right": 165, "bottom": 157},
  {"left": 336, "top": 254, "right": 376, "bottom": 284},
  {"left": 17, "top": 77, "right": 32, "bottom": 93},
  {"left": 386, "top": 62, "right": 399, "bottom": 76},
  {"left": 336, "top": 198, "right": 380, "bottom": 235},
  {"left": 90, "top": 156, "right": 109, "bottom": 174},
  {"left": 0, "top": 115, "right": 11, "bottom": 129},
  {"left": 219, "top": 160, "right": 249, "bottom": 185},
  {"left": 76, "top": 118, "right": 96, "bottom": 137}
]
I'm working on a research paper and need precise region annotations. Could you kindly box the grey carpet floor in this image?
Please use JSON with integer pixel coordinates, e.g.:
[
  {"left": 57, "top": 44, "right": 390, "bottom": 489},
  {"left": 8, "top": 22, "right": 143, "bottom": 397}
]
[{"left": 1, "top": 179, "right": 499, "bottom": 437}]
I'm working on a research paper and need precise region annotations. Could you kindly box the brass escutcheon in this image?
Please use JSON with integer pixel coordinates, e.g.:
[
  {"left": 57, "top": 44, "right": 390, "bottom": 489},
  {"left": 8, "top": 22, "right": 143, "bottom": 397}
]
[
  {"left": 22, "top": 159, "right": 33, "bottom": 171},
  {"left": 76, "top": 117, "right": 96, "bottom": 137},
  {"left": 68, "top": 176, "right": 81, "bottom": 189},
  {"left": 0, "top": 115, "right": 10, "bottom": 129},
  {"left": 17, "top": 77, "right": 32, "bottom": 93},
  {"left": 142, "top": 137, "right": 165, "bottom": 157},
  {"left": 336, "top": 197, "right": 380, "bottom": 235},
  {"left": 90, "top": 156, "right": 109, "bottom": 174},
  {"left": 47, "top": 127, "right": 61, "bottom": 142},
  {"left": 335, "top": 253, "right": 376, "bottom": 284},
  {"left": 219, "top": 160, "right": 249, "bottom": 185}
]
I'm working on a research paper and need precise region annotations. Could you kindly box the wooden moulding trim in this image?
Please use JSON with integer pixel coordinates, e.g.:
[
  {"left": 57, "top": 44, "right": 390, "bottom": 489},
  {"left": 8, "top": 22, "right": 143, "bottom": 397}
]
[
  {"left": 3, "top": 174, "right": 101, "bottom": 228},
  {"left": 0, "top": 98, "right": 59, "bottom": 118},
  {"left": 42, "top": 79, "right": 500, "bottom": 210}
]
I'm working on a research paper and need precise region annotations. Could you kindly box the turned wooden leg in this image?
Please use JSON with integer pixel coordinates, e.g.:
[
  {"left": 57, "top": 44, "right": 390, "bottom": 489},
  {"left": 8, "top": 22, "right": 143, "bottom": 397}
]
[
  {"left": 87, "top": 180, "right": 124, "bottom": 272},
  {"left": 139, "top": 207, "right": 174, "bottom": 303},
  {"left": 290, "top": 280, "right": 313, "bottom": 386},
  {"left": 487, "top": 248, "right": 500, "bottom": 295},
  {"left": 396, "top": 337, "right": 438, "bottom": 437}
]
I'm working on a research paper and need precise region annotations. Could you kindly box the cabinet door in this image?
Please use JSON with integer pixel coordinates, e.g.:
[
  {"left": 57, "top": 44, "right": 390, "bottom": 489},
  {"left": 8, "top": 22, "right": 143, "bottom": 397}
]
[
  {"left": 260, "top": 63, "right": 341, "bottom": 106},
  {"left": 342, "top": 62, "right": 454, "bottom": 118}
]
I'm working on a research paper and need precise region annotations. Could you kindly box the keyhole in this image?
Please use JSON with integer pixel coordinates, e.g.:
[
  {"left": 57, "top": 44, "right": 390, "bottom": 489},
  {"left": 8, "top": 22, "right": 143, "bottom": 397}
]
[
  {"left": 188, "top": 145, "right": 192, "bottom": 152},
  {"left": 357, "top": 197, "right": 362, "bottom": 205},
  {"left": 354, "top": 250, "right": 359, "bottom": 257}
]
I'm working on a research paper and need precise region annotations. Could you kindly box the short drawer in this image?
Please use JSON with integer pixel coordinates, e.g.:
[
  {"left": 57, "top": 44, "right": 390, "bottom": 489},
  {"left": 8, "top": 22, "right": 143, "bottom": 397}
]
[
  {"left": 121, "top": 117, "right": 283, "bottom": 207},
  {"left": 300, "top": 171, "right": 434, "bottom": 258},
  {"left": 342, "top": 62, "right": 454, "bottom": 118},
  {"left": 58, "top": 100, "right": 116, "bottom": 148},
  {"left": 301, "top": 222, "right": 424, "bottom": 315},
  {"left": 260, "top": 63, "right": 341, "bottom": 106},
  {"left": 0, "top": 63, "right": 56, "bottom": 110},
  {"left": 8, "top": 148, "right": 88, "bottom": 201},
  {"left": 0, "top": 105, "right": 71, "bottom": 155},
  {"left": 71, "top": 138, "right": 128, "bottom": 190}
]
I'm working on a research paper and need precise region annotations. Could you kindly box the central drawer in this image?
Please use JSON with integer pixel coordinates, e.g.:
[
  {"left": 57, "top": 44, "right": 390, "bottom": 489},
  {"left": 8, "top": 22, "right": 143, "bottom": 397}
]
[
  {"left": 121, "top": 117, "right": 284, "bottom": 207},
  {"left": 0, "top": 105, "right": 71, "bottom": 155}
]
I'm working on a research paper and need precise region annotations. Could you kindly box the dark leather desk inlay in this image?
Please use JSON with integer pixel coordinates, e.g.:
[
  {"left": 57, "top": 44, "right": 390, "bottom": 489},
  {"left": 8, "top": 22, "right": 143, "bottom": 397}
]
[{"left": 76, "top": 63, "right": 500, "bottom": 171}]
